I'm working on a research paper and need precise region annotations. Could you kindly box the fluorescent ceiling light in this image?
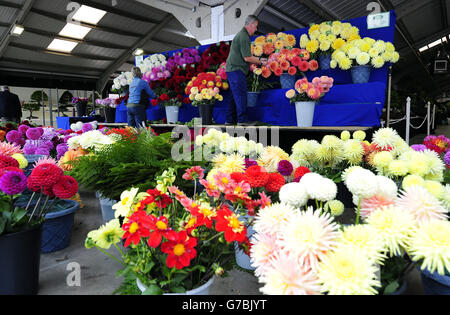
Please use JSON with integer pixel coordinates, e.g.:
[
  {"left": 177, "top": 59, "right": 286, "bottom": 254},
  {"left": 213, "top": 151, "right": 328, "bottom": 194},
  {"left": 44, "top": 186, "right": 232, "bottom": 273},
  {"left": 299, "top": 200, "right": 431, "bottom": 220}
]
[
  {"left": 59, "top": 23, "right": 91, "bottom": 39},
  {"left": 419, "top": 45, "right": 429, "bottom": 52},
  {"left": 11, "top": 24, "right": 24, "bottom": 36},
  {"left": 72, "top": 5, "right": 107, "bottom": 24},
  {"left": 133, "top": 48, "right": 144, "bottom": 56},
  {"left": 47, "top": 39, "right": 78, "bottom": 52},
  {"left": 428, "top": 39, "right": 442, "bottom": 49}
]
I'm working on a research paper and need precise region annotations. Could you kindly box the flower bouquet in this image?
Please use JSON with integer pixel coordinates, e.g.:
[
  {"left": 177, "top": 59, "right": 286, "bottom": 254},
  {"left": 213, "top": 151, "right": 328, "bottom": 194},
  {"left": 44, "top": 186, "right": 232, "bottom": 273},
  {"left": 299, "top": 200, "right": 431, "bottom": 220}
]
[
  {"left": 96, "top": 98, "right": 118, "bottom": 109},
  {"left": 113, "top": 72, "right": 133, "bottom": 94},
  {"left": 198, "top": 42, "right": 230, "bottom": 73},
  {"left": 165, "top": 48, "right": 201, "bottom": 73},
  {"left": 138, "top": 54, "right": 168, "bottom": 76},
  {"left": 85, "top": 166, "right": 256, "bottom": 294},
  {"left": 285, "top": 76, "right": 333, "bottom": 127}
]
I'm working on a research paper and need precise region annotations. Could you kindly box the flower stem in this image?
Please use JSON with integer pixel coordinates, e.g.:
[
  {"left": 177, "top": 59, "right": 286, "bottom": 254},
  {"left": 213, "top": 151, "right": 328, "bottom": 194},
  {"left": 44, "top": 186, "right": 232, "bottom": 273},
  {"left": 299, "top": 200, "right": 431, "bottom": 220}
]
[
  {"left": 356, "top": 198, "right": 361, "bottom": 225},
  {"left": 95, "top": 245, "right": 125, "bottom": 266}
]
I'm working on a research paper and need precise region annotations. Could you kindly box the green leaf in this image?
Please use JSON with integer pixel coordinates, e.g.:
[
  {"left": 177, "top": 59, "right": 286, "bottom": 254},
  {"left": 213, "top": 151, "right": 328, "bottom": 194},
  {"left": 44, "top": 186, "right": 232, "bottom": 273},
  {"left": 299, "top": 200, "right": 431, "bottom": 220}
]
[
  {"left": 0, "top": 216, "right": 6, "bottom": 235},
  {"left": 11, "top": 208, "right": 27, "bottom": 225},
  {"left": 171, "top": 273, "right": 189, "bottom": 284},
  {"left": 142, "top": 261, "right": 155, "bottom": 274},
  {"left": 142, "top": 284, "right": 163, "bottom": 295},
  {"left": 384, "top": 281, "right": 400, "bottom": 295}
]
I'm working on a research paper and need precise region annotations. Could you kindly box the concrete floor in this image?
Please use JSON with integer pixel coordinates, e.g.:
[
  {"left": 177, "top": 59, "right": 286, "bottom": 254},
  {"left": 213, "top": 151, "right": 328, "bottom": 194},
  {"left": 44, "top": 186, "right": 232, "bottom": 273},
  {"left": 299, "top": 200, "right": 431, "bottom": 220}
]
[{"left": 37, "top": 123, "right": 450, "bottom": 295}]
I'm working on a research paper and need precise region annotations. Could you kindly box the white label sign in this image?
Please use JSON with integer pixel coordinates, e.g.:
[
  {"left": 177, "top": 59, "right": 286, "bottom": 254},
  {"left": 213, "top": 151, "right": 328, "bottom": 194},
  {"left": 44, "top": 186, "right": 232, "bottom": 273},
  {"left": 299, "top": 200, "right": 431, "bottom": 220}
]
[
  {"left": 367, "top": 12, "right": 390, "bottom": 29},
  {"left": 135, "top": 55, "right": 144, "bottom": 66}
]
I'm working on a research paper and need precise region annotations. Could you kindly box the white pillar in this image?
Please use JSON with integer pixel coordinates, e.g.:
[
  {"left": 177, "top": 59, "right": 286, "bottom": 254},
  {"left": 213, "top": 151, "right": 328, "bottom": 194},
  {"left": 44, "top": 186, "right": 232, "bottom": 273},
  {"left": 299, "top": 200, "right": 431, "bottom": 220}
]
[
  {"left": 427, "top": 101, "right": 431, "bottom": 136},
  {"left": 432, "top": 104, "right": 436, "bottom": 130}
]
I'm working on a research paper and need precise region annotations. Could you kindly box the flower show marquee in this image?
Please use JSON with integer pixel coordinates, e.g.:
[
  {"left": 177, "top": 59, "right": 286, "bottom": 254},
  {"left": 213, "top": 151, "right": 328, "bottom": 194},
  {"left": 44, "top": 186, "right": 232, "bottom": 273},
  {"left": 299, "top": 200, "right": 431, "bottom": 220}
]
[{"left": 115, "top": 11, "right": 396, "bottom": 127}]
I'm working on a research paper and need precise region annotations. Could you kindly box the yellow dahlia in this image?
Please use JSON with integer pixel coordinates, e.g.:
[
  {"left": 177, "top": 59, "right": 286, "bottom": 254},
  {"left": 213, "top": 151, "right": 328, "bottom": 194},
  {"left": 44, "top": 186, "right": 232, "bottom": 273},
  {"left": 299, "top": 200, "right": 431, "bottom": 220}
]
[
  {"left": 408, "top": 220, "right": 450, "bottom": 275},
  {"left": 353, "top": 130, "right": 366, "bottom": 141},
  {"left": 11, "top": 153, "right": 28, "bottom": 169},
  {"left": 424, "top": 180, "right": 446, "bottom": 199},
  {"left": 342, "top": 139, "right": 364, "bottom": 165},
  {"left": 257, "top": 146, "right": 290, "bottom": 173},
  {"left": 387, "top": 160, "right": 409, "bottom": 177},
  {"left": 88, "top": 219, "right": 124, "bottom": 249},
  {"left": 317, "top": 244, "right": 381, "bottom": 295},
  {"left": 366, "top": 205, "right": 416, "bottom": 256},
  {"left": 339, "top": 57, "right": 352, "bottom": 70},
  {"left": 402, "top": 174, "right": 425, "bottom": 190},
  {"left": 306, "top": 40, "right": 319, "bottom": 54}
]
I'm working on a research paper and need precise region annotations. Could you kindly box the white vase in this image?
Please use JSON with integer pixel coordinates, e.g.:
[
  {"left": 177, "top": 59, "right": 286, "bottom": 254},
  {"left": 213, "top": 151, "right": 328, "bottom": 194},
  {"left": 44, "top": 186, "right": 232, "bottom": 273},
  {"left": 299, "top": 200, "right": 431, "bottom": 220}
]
[
  {"left": 165, "top": 106, "right": 179, "bottom": 124},
  {"left": 136, "top": 276, "right": 215, "bottom": 295},
  {"left": 234, "top": 215, "right": 256, "bottom": 271},
  {"left": 295, "top": 101, "right": 316, "bottom": 127}
]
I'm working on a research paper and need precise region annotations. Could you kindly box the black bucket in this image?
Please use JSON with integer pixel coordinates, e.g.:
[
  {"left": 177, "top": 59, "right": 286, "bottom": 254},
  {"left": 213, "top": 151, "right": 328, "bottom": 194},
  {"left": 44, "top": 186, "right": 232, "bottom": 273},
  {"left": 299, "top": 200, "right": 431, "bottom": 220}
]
[
  {"left": 0, "top": 224, "right": 42, "bottom": 295},
  {"left": 198, "top": 104, "right": 213, "bottom": 125}
]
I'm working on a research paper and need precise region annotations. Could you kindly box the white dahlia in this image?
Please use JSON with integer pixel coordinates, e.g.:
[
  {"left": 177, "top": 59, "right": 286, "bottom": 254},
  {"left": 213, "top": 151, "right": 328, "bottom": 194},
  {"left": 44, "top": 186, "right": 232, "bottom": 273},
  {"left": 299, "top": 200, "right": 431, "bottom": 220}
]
[{"left": 279, "top": 182, "right": 309, "bottom": 208}]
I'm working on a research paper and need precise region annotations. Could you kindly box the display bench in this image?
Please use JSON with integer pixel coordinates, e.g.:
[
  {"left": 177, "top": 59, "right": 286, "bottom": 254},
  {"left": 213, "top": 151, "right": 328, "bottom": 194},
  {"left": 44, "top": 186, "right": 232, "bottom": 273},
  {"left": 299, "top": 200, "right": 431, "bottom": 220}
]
[{"left": 114, "top": 11, "right": 396, "bottom": 128}]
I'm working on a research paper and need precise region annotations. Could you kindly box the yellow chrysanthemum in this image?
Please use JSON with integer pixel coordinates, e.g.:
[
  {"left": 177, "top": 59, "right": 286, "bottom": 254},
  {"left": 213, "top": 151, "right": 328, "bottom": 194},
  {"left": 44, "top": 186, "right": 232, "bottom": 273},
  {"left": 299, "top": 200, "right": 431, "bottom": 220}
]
[
  {"left": 348, "top": 46, "right": 361, "bottom": 59},
  {"left": 333, "top": 50, "right": 347, "bottom": 63},
  {"left": 408, "top": 158, "right": 430, "bottom": 177},
  {"left": 309, "top": 24, "right": 321, "bottom": 36},
  {"left": 306, "top": 39, "right": 319, "bottom": 54},
  {"left": 356, "top": 52, "right": 370, "bottom": 65},
  {"left": 258, "top": 146, "right": 290, "bottom": 173},
  {"left": 11, "top": 153, "right": 28, "bottom": 169},
  {"left": 338, "top": 57, "right": 352, "bottom": 70},
  {"left": 353, "top": 130, "right": 366, "bottom": 141},
  {"left": 359, "top": 42, "right": 371, "bottom": 53},
  {"left": 366, "top": 205, "right": 416, "bottom": 256},
  {"left": 332, "top": 38, "right": 346, "bottom": 50},
  {"left": 381, "top": 51, "right": 394, "bottom": 62},
  {"left": 402, "top": 174, "right": 425, "bottom": 190},
  {"left": 252, "top": 45, "right": 263, "bottom": 57},
  {"left": 408, "top": 220, "right": 450, "bottom": 276},
  {"left": 87, "top": 219, "right": 124, "bottom": 249},
  {"left": 369, "top": 48, "right": 380, "bottom": 58},
  {"left": 391, "top": 52, "right": 400, "bottom": 63},
  {"left": 372, "top": 56, "right": 385, "bottom": 68},
  {"left": 321, "top": 135, "right": 343, "bottom": 152},
  {"left": 112, "top": 187, "right": 139, "bottom": 219},
  {"left": 343, "top": 139, "right": 364, "bottom": 165},
  {"left": 254, "top": 36, "right": 266, "bottom": 45},
  {"left": 338, "top": 224, "right": 387, "bottom": 264},
  {"left": 317, "top": 244, "right": 381, "bottom": 295},
  {"left": 387, "top": 160, "right": 409, "bottom": 177},
  {"left": 424, "top": 180, "right": 445, "bottom": 199},
  {"left": 218, "top": 153, "right": 245, "bottom": 174},
  {"left": 320, "top": 41, "right": 331, "bottom": 52},
  {"left": 372, "top": 151, "right": 394, "bottom": 169},
  {"left": 300, "top": 34, "right": 309, "bottom": 48}
]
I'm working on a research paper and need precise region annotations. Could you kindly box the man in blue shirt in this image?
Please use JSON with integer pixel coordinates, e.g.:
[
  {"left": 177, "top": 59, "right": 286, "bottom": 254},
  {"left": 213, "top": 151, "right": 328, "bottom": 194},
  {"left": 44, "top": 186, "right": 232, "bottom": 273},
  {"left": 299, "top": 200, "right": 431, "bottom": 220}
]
[{"left": 127, "top": 67, "right": 156, "bottom": 128}]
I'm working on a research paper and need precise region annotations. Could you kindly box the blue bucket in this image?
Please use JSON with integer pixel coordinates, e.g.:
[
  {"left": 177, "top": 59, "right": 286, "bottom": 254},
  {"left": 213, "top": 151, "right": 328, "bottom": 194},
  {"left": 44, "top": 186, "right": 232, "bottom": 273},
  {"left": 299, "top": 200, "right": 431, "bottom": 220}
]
[
  {"left": 319, "top": 54, "right": 331, "bottom": 70},
  {"left": 16, "top": 199, "right": 80, "bottom": 253},
  {"left": 420, "top": 267, "right": 450, "bottom": 295},
  {"left": 351, "top": 65, "right": 371, "bottom": 84},
  {"left": 280, "top": 73, "right": 296, "bottom": 89},
  {"left": 247, "top": 92, "right": 260, "bottom": 108}
]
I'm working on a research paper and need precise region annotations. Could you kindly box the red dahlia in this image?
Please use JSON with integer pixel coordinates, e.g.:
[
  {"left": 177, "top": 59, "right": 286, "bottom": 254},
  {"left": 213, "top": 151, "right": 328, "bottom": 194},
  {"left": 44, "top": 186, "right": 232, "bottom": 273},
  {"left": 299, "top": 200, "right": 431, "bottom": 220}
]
[
  {"left": 294, "top": 166, "right": 311, "bottom": 180},
  {"left": 161, "top": 230, "right": 197, "bottom": 270},
  {"left": 28, "top": 163, "right": 63, "bottom": 190},
  {"left": 264, "top": 173, "right": 285, "bottom": 193},
  {"left": 244, "top": 166, "right": 269, "bottom": 188},
  {"left": 0, "top": 154, "right": 19, "bottom": 169},
  {"left": 52, "top": 175, "right": 78, "bottom": 199}
]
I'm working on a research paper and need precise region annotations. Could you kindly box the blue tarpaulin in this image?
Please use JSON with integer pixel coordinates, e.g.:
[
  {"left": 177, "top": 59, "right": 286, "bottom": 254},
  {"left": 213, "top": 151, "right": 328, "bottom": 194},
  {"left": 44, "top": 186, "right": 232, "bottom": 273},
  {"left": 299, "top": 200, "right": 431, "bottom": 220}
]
[{"left": 116, "top": 11, "right": 396, "bottom": 127}]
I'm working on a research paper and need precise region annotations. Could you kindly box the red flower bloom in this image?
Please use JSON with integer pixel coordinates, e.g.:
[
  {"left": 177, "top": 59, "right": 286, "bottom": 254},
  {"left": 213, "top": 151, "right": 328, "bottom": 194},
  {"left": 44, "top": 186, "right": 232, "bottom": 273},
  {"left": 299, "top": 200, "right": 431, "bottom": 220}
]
[
  {"left": 150, "top": 99, "right": 158, "bottom": 106},
  {"left": 161, "top": 230, "right": 197, "bottom": 270},
  {"left": 147, "top": 215, "right": 178, "bottom": 248},
  {"left": 264, "top": 173, "right": 285, "bottom": 193},
  {"left": 52, "top": 175, "right": 78, "bottom": 199},
  {"left": 143, "top": 189, "right": 173, "bottom": 209},
  {"left": 294, "top": 166, "right": 311, "bottom": 180},
  {"left": 298, "top": 60, "right": 310, "bottom": 72},
  {"left": 230, "top": 172, "right": 247, "bottom": 184},
  {"left": 0, "top": 155, "right": 19, "bottom": 169},
  {"left": 122, "top": 211, "right": 152, "bottom": 247},
  {"left": 244, "top": 165, "right": 269, "bottom": 188},
  {"left": 288, "top": 66, "right": 297, "bottom": 76},
  {"left": 215, "top": 205, "right": 247, "bottom": 243},
  {"left": 0, "top": 166, "right": 23, "bottom": 178},
  {"left": 28, "top": 163, "right": 63, "bottom": 191},
  {"left": 309, "top": 60, "right": 319, "bottom": 71}
]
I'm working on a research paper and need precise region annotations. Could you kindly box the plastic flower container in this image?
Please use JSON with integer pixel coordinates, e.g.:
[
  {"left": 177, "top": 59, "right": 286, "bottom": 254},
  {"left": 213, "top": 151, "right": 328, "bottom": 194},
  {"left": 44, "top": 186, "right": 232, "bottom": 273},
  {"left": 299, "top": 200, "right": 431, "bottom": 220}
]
[
  {"left": 247, "top": 92, "right": 260, "bottom": 108},
  {"left": 165, "top": 106, "right": 179, "bottom": 124},
  {"left": 295, "top": 101, "right": 316, "bottom": 127},
  {"left": 96, "top": 191, "right": 118, "bottom": 223},
  {"left": 234, "top": 214, "right": 256, "bottom": 271},
  {"left": 280, "top": 73, "right": 296, "bottom": 89},
  {"left": 136, "top": 276, "right": 215, "bottom": 295},
  {"left": 351, "top": 65, "right": 371, "bottom": 84},
  {"left": 420, "top": 267, "right": 450, "bottom": 295},
  {"left": 319, "top": 54, "right": 332, "bottom": 70}
]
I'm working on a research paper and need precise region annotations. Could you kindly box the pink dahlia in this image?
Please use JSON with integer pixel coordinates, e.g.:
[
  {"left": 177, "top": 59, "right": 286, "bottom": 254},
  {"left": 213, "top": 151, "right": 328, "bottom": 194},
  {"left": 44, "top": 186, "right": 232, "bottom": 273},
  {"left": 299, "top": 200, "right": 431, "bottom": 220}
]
[
  {"left": 0, "top": 171, "right": 27, "bottom": 195},
  {"left": 52, "top": 175, "right": 78, "bottom": 199}
]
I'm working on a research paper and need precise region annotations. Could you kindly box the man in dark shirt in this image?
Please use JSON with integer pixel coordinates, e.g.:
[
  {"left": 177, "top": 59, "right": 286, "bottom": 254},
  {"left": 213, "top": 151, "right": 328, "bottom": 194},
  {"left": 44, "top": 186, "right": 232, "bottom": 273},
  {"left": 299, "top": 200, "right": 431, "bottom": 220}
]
[
  {"left": 225, "top": 15, "right": 267, "bottom": 126},
  {"left": 0, "top": 86, "right": 22, "bottom": 123}
]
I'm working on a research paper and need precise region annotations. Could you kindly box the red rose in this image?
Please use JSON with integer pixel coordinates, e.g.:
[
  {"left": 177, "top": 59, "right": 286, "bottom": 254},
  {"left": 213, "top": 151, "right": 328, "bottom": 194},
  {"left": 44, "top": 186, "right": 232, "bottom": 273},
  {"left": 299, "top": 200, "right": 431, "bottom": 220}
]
[{"left": 151, "top": 99, "right": 158, "bottom": 106}]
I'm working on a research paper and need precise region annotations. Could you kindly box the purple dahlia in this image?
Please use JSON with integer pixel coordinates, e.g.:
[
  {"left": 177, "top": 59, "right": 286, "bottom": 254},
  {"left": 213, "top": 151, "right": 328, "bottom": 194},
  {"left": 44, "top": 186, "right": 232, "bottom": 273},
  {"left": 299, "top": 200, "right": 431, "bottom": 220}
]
[{"left": 0, "top": 171, "right": 27, "bottom": 195}]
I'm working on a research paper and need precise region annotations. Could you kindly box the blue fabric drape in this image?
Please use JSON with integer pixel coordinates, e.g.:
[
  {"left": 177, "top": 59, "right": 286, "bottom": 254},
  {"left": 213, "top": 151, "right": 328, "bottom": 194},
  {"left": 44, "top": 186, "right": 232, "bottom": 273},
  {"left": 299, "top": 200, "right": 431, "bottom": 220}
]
[{"left": 115, "top": 11, "right": 396, "bottom": 127}]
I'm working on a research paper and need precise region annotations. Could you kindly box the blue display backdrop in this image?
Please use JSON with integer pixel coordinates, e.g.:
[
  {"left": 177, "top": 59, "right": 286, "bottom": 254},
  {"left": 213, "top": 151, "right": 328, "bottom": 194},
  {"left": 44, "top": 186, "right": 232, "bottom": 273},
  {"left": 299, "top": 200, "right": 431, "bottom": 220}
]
[{"left": 116, "top": 11, "right": 396, "bottom": 127}]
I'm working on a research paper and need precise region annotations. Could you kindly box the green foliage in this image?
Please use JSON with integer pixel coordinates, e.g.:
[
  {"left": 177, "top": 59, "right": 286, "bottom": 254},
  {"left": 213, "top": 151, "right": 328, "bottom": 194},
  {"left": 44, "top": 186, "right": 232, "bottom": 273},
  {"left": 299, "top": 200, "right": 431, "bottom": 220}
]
[
  {"left": 69, "top": 130, "right": 206, "bottom": 200},
  {"left": 30, "top": 91, "right": 48, "bottom": 103},
  {"left": 379, "top": 255, "right": 412, "bottom": 295},
  {"left": 0, "top": 194, "right": 39, "bottom": 236}
]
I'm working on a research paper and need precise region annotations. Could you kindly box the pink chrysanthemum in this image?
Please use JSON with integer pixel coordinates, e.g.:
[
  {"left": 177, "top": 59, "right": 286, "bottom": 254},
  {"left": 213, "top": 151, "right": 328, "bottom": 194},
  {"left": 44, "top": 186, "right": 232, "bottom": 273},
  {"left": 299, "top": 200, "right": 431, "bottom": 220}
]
[
  {"left": 34, "top": 156, "right": 59, "bottom": 168},
  {"left": 279, "top": 207, "right": 339, "bottom": 272},
  {"left": 259, "top": 251, "right": 322, "bottom": 295},
  {"left": 396, "top": 185, "right": 448, "bottom": 222},
  {"left": 360, "top": 195, "right": 395, "bottom": 220},
  {"left": 0, "top": 142, "right": 23, "bottom": 156}
]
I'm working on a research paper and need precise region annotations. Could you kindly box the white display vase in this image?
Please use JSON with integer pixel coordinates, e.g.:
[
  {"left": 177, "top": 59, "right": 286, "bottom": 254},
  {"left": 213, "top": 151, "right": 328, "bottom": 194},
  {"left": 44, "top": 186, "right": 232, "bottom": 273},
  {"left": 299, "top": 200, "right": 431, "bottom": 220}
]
[
  {"left": 295, "top": 101, "right": 317, "bottom": 127},
  {"left": 136, "top": 276, "right": 215, "bottom": 295},
  {"left": 165, "top": 106, "right": 179, "bottom": 124}
]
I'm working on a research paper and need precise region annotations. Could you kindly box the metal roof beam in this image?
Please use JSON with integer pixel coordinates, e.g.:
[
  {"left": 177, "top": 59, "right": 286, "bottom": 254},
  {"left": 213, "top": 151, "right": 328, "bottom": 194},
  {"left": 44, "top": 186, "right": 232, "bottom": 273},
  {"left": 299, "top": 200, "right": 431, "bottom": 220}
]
[
  {"left": 395, "top": 0, "right": 434, "bottom": 20},
  {"left": 0, "top": 0, "right": 36, "bottom": 58},
  {"left": 0, "top": 57, "right": 103, "bottom": 73},
  {"left": 0, "top": 0, "right": 21, "bottom": 8},
  {"left": 442, "top": 0, "right": 448, "bottom": 29},
  {"left": 8, "top": 42, "right": 117, "bottom": 61},
  {"left": 295, "top": 0, "right": 339, "bottom": 21},
  {"left": 96, "top": 14, "right": 174, "bottom": 92},
  {"left": 263, "top": 4, "right": 306, "bottom": 29}
]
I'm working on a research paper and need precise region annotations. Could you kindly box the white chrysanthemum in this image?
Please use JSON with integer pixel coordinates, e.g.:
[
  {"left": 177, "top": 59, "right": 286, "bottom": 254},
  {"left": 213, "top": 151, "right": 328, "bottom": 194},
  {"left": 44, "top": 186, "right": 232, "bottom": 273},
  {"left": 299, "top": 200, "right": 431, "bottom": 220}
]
[
  {"left": 279, "top": 182, "right": 309, "bottom": 208},
  {"left": 421, "top": 149, "right": 445, "bottom": 177},
  {"left": 341, "top": 166, "right": 364, "bottom": 183},
  {"left": 279, "top": 207, "right": 339, "bottom": 271},
  {"left": 440, "top": 185, "right": 450, "bottom": 210},
  {"left": 372, "top": 128, "right": 399, "bottom": 150},
  {"left": 396, "top": 185, "right": 448, "bottom": 222},
  {"left": 374, "top": 175, "right": 398, "bottom": 200},
  {"left": 253, "top": 203, "right": 297, "bottom": 237},
  {"left": 408, "top": 220, "right": 450, "bottom": 276},
  {"left": 258, "top": 146, "right": 290, "bottom": 173},
  {"left": 308, "top": 177, "right": 337, "bottom": 202},
  {"left": 317, "top": 244, "right": 381, "bottom": 295},
  {"left": 219, "top": 138, "right": 235, "bottom": 153},
  {"left": 259, "top": 251, "right": 322, "bottom": 295},
  {"left": 342, "top": 139, "right": 364, "bottom": 165},
  {"left": 195, "top": 135, "right": 204, "bottom": 146},
  {"left": 338, "top": 225, "right": 387, "bottom": 264},
  {"left": 250, "top": 233, "right": 280, "bottom": 277},
  {"left": 345, "top": 168, "right": 378, "bottom": 199},
  {"left": 366, "top": 205, "right": 416, "bottom": 256}
]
